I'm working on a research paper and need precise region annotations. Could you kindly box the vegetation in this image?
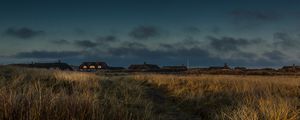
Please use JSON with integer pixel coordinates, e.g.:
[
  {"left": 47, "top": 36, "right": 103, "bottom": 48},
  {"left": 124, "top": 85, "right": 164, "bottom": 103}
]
[
  {"left": 133, "top": 75, "right": 300, "bottom": 120},
  {"left": 0, "top": 66, "right": 299, "bottom": 120}
]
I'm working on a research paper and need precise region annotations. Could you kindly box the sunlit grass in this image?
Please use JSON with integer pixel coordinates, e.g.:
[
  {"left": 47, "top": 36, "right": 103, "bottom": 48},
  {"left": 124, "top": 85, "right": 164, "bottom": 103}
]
[
  {"left": 0, "top": 67, "right": 156, "bottom": 120},
  {"left": 0, "top": 67, "right": 299, "bottom": 119},
  {"left": 132, "top": 74, "right": 300, "bottom": 119}
]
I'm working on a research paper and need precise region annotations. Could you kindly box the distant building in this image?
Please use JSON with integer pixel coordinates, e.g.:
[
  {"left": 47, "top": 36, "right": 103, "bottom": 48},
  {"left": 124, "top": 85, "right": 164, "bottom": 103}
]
[
  {"left": 10, "top": 62, "right": 73, "bottom": 71},
  {"left": 161, "top": 65, "right": 188, "bottom": 72},
  {"left": 261, "top": 68, "right": 275, "bottom": 71},
  {"left": 234, "top": 67, "right": 247, "bottom": 70},
  {"left": 128, "top": 62, "right": 160, "bottom": 71},
  {"left": 209, "top": 63, "right": 231, "bottom": 70},
  {"left": 280, "top": 64, "right": 300, "bottom": 72},
  {"left": 79, "top": 62, "right": 109, "bottom": 71}
]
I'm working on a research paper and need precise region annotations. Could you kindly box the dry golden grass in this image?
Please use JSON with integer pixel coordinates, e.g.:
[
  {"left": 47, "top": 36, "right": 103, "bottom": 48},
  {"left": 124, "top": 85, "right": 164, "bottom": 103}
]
[
  {"left": 132, "top": 74, "right": 300, "bottom": 120},
  {"left": 0, "top": 67, "right": 299, "bottom": 120},
  {"left": 53, "top": 70, "right": 101, "bottom": 81},
  {"left": 0, "top": 67, "right": 156, "bottom": 120}
]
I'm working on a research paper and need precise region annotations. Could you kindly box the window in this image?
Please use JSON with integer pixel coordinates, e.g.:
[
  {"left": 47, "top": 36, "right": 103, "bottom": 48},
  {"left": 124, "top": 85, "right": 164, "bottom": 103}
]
[
  {"left": 89, "top": 65, "right": 96, "bottom": 69},
  {"left": 98, "top": 66, "right": 102, "bottom": 69},
  {"left": 83, "top": 66, "right": 87, "bottom": 69}
]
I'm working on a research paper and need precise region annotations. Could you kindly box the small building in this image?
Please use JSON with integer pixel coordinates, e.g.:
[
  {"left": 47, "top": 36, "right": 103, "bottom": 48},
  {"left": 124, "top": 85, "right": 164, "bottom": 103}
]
[
  {"left": 280, "top": 64, "right": 300, "bottom": 72},
  {"left": 234, "top": 67, "right": 247, "bottom": 70},
  {"left": 161, "top": 65, "right": 188, "bottom": 72},
  {"left": 209, "top": 63, "right": 231, "bottom": 70},
  {"left": 261, "top": 68, "right": 276, "bottom": 71},
  {"left": 128, "top": 62, "right": 160, "bottom": 71},
  {"left": 79, "top": 62, "right": 109, "bottom": 71}
]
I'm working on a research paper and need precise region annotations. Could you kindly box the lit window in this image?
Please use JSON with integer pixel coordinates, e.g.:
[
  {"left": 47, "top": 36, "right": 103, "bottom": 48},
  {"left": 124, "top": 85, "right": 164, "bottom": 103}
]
[
  {"left": 98, "top": 66, "right": 102, "bottom": 69},
  {"left": 90, "top": 66, "right": 96, "bottom": 69},
  {"left": 83, "top": 66, "right": 87, "bottom": 69}
]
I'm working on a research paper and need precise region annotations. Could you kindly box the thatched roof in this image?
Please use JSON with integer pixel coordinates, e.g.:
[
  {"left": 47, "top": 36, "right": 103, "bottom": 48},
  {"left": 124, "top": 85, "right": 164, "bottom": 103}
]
[{"left": 128, "top": 63, "right": 160, "bottom": 70}]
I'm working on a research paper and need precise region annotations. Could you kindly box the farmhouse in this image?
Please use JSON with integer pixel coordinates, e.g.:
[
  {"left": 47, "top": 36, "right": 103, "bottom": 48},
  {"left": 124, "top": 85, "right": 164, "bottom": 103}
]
[
  {"left": 79, "top": 62, "right": 109, "bottom": 71},
  {"left": 234, "top": 67, "right": 247, "bottom": 70},
  {"left": 161, "top": 65, "right": 188, "bottom": 72},
  {"left": 209, "top": 63, "right": 230, "bottom": 70},
  {"left": 280, "top": 64, "right": 300, "bottom": 72},
  {"left": 128, "top": 62, "right": 160, "bottom": 71}
]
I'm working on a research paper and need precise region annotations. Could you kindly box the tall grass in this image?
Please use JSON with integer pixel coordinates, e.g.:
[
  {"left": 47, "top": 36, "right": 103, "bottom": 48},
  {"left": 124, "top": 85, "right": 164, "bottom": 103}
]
[
  {"left": 132, "top": 74, "right": 300, "bottom": 119},
  {"left": 0, "top": 67, "right": 299, "bottom": 119},
  {"left": 0, "top": 67, "right": 156, "bottom": 120}
]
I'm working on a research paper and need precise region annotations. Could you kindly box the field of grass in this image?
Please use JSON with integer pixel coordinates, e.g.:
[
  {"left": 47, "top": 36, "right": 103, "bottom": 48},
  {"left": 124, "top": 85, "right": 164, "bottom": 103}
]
[{"left": 0, "top": 66, "right": 299, "bottom": 120}]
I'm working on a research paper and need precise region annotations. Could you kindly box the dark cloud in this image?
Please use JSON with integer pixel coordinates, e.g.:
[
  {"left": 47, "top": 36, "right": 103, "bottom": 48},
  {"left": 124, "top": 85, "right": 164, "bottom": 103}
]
[
  {"left": 107, "top": 41, "right": 207, "bottom": 62},
  {"left": 107, "top": 41, "right": 148, "bottom": 56},
  {"left": 159, "top": 37, "right": 201, "bottom": 50},
  {"left": 263, "top": 50, "right": 285, "bottom": 61},
  {"left": 74, "top": 28, "right": 86, "bottom": 35},
  {"left": 273, "top": 32, "right": 300, "bottom": 48},
  {"left": 231, "top": 10, "right": 279, "bottom": 21},
  {"left": 8, "top": 39, "right": 283, "bottom": 67},
  {"left": 129, "top": 25, "right": 160, "bottom": 39},
  {"left": 207, "top": 36, "right": 262, "bottom": 52},
  {"left": 181, "top": 37, "right": 201, "bottom": 46},
  {"left": 51, "top": 39, "right": 70, "bottom": 44},
  {"left": 74, "top": 40, "right": 97, "bottom": 48},
  {"left": 159, "top": 43, "right": 174, "bottom": 49},
  {"left": 4, "top": 27, "right": 45, "bottom": 39},
  {"left": 107, "top": 40, "right": 206, "bottom": 58},
  {"left": 232, "top": 52, "right": 258, "bottom": 60},
  {"left": 211, "top": 26, "right": 221, "bottom": 34},
  {"left": 14, "top": 50, "right": 82, "bottom": 59},
  {"left": 183, "top": 27, "right": 201, "bottom": 34},
  {"left": 105, "top": 42, "right": 275, "bottom": 67},
  {"left": 230, "top": 10, "right": 280, "bottom": 29},
  {"left": 96, "top": 35, "right": 119, "bottom": 43}
]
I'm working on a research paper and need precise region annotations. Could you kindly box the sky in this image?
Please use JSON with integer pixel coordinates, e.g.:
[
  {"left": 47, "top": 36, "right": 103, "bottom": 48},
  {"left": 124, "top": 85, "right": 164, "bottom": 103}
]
[{"left": 1, "top": 0, "right": 300, "bottom": 67}]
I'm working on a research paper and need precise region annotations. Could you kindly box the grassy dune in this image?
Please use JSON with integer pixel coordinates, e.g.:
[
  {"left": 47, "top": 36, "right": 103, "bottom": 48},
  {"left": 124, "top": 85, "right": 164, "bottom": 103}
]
[
  {"left": 0, "top": 67, "right": 155, "bottom": 120},
  {"left": 133, "top": 75, "right": 300, "bottom": 119},
  {"left": 0, "top": 67, "right": 299, "bottom": 120}
]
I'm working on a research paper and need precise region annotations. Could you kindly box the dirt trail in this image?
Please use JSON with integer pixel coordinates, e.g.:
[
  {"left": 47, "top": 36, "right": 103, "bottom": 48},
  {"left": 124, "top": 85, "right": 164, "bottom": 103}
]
[{"left": 142, "top": 82, "right": 201, "bottom": 120}]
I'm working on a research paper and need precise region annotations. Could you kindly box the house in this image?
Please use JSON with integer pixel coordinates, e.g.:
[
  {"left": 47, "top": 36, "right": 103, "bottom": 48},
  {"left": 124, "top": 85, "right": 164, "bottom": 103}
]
[
  {"left": 234, "top": 67, "right": 247, "bottom": 70},
  {"left": 261, "top": 68, "right": 276, "bottom": 71},
  {"left": 128, "top": 62, "right": 160, "bottom": 71},
  {"left": 280, "top": 64, "right": 300, "bottom": 72},
  {"left": 79, "top": 62, "right": 109, "bottom": 71},
  {"left": 209, "top": 63, "right": 231, "bottom": 70},
  {"left": 10, "top": 62, "right": 73, "bottom": 71},
  {"left": 161, "top": 65, "right": 188, "bottom": 72}
]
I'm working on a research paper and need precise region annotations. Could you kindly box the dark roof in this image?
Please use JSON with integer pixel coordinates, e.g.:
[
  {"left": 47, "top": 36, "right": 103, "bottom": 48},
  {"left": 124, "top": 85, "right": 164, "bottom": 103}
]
[
  {"left": 209, "top": 63, "right": 230, "bottom": 70},
  {"left": 234, "top": 67, "right": 247, "bottom": 70},
  {"left": 162, "top": 66, "right": 187, "bottom": 70},
  {"left": 281, "top": 65, "right": 300, "bottom": 70},
  {"left": 79, "top": 62, "right": 109, "bottom": 69},
  {"left": 81, "top": 62, "right": 108, "bottom": 66},
  {"left": 209, "top": 66, "right": 230, "bottom": 69},
  {"left": 128, "top": 63, "right": 160, "bottom": 70},
  {"left": 79, "top": 62, "right": 109, "bottom": 70},
  {"left": 33, "top": 63, "right": 73, "bottom": 70}
]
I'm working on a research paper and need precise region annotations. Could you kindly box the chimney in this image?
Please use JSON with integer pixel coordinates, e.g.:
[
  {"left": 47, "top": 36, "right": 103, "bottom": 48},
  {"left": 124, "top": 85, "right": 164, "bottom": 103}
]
[
  {"left": 224, "top": 63, "right": 228, "bottom": 68},
  {"left": 293, "top": 64, "right": 296, "bottom": 69}
]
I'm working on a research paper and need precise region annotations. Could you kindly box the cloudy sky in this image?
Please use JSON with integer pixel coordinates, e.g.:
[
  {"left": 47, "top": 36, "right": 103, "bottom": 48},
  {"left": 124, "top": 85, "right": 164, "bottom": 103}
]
[{"left": 0, "top": 0, "right": 300, "bottom": 67}]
